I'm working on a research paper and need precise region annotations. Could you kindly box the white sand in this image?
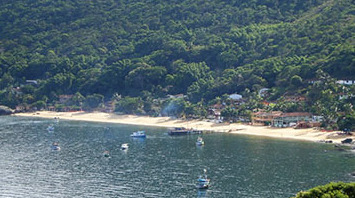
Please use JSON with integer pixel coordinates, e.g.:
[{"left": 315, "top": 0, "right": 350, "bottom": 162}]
[{"left": 14, "top": 111, "right": 354, "bottom": 144}]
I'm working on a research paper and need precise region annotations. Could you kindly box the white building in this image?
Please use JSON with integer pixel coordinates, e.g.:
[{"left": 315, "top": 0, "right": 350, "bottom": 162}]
[
  {"left": 336, "top": 80, "right": 355, "bottom": 85},
  {"left": 228, "top": 93, "right": 242, "bottom": 100}
]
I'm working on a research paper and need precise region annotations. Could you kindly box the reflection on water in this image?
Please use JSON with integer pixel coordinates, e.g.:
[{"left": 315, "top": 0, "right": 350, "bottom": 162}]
[
  {"left": 0, "top": 116, "right": 354, "bottom": 197},
  {"left": 197, "top": 189, "right": 208, "bottom": 197}
]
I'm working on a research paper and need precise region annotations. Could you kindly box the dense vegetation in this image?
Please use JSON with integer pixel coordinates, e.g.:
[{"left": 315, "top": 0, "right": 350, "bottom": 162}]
[
  {"left": 0, "top": 0, "right": 354, "bottom": 126},
  {"left": 292, "top": 182, "right": 355, "bottom": 198}
]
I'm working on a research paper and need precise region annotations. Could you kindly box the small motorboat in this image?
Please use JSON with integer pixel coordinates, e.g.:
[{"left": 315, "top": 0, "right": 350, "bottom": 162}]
[
  {"left": 51, "top": 142, "right": 61, "bottom": 151},
  {"left": 196, "top": 169, "right": 210, "bottom": 189},
  {"left": 103, "top": 150, "right": 110, "bottom": 157},
  {"left": 196, "top": 137, "right": 205, "bottom": 146},
  {"left": 130, "top": 130, "right": 146, "bottom": 138},
  {"left": 47, "top": 125, "right": 54, "bottom": 132},
  {"left": 121, "top": 143, "right": 129, "bottom": 150}
]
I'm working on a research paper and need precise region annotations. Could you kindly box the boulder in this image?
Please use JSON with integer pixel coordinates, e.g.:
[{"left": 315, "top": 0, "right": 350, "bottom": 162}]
[
  {"left": 0, "top": 105, "right": 14, "bottom": 115},
  {"left": 341, "top": 138, "right": 353, "bottom": 144}
]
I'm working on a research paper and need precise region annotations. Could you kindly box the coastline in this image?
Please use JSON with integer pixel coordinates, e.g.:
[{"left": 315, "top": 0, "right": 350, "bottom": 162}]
[{"left": 14, "top": 111, "right": 354, "bottom": 145}]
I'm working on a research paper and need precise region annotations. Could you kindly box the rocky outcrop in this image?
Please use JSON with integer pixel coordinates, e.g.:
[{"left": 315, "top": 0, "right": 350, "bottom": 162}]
[
  {"left": 341, "top": 138, "right": 353, "bottom": 144},
  {"left": 0, "top": 105, "right": 14, "bottom": 115}
]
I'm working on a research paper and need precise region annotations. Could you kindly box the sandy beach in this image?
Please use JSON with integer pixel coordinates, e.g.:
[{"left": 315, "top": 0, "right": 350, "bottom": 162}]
[{"left": 14, "top": 111, "right": 355, "bottom": 145}]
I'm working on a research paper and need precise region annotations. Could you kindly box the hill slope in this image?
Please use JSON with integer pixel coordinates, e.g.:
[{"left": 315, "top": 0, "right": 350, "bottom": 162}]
[{"left": 0, "top": 0, "right": 354, "bottom": 107}]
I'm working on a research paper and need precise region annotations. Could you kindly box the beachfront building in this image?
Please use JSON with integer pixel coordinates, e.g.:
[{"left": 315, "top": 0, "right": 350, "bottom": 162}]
[
  {"left": 251, "top": 111, "right": 282, "bottom": 125},
  {"left": 336, "top": 79, "right": 355, "bottom": 85},
  {"left": 15, "top": 104, "right": 30, "bottom": 112},
  {"left": 58, "top": 95, "right": 74, "bottom": 104},
  {"left": 272, "top": 112, "right": 312, "bottom": 128},
  {"left": 228, "top": 93, "right": 242, "bottom": 100},
  {"left": 25, "top": 80, "right": 38, "bottom": 85},
  {"left": 207, "top": 103, "right": 224, "bottom": 120}
]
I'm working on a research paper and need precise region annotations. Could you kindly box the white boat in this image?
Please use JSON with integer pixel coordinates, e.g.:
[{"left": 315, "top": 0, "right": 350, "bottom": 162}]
[
  {"left": 130, "top": 130, "right": 146, "bottom": 138},
  {"left": 103, "top": 150, "right": 110, "bottom": 157},
  {"left": 196, "top": 137, "right": 204, "bottom": 146},
  {"left": 51, "top": 142, "right": 60, "bottom": 151},
  {"left": 121, "top": 143, "right": 129, "bottom": 150},
  {"left": 196, "top": 169, "right": 210, "bottom": 189}
]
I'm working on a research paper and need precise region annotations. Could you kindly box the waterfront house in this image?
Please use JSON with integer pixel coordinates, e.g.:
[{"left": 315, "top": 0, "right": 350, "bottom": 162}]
[
  {"left": 336, "top": 79, "right": 355, "bottom": 85},
  {"left": 104, "top": 101, "right": 115, "bottom": 113},
  {"left": 258, "top": 88, "right": 270, "bottom": 97},
  {"left": 228, "top": 93, "right": 242, "bottom": 100},
  {"left": 15, "top": 104, "right": 30, "bottom": 112},
  {"left": 284, "top": 95, "right": 306, "bottom": 102},
  {"left": 251, "top": 110, "right": 282, "bottom": 125},
  {"left": 308, "top": 78, "right": 355, "bottom": 86},
  {"left": 207, "top": 108, "right": 222, "bottom": 120},
  {"left": 58, "top": 95, "right": 73, "bottom": 104},
  {"left": 47, "top": 106, "right": 56, "bottom": 111},
  {"left": 167, "top": 94, "right": 186, "bottom": 99},
  {"left": 272, "top": 112, "right": 312, "bottom": 128},
  {"left": 26, "top": 80, "right": 38, "bottom": 85}
]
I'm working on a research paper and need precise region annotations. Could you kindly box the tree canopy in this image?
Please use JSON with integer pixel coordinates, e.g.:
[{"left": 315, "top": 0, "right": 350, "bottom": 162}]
[{"left": 0, "top": 0, "right": 354, "bottom": 120}]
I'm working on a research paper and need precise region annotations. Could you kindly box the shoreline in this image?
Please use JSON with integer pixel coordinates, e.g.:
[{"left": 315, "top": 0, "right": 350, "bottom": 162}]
[{"left": 14, "top": 111, "right": 355, "bottom": 145}]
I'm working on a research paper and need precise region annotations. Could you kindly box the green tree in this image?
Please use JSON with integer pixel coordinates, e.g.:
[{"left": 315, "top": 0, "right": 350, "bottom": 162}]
[
  {"left": 125, "top": 64, "right": 167, "bottom": 91},
  {"left": 71, "top": 92, "right": 85, "bottom": 107},
  {"left": 292, "top": 182, "right": 355, "bottom": 198},
  {"left": 115, "top": 96, "right": 143, "bottom": 114},
  {"left": 31, "top": 100, "right": 46, "bottom": 110},
  {"left": 83, "top": 94, "right": 104, "bottom": 111},
  {"left": 0, "top": 73, "right": 14, "bottom": 90},
  {"left": 337, "top": 113, "right": 355, "bottom": 133},
  {"left": 221, "top": 107, "right": 238, "bottom": 121},
  {"left": 161, "top": 98, "right": 186, "bottom": 117},
  {"left": 290, "top": 75, "right": 303, "bottom": 87},
  {"left": 169, "top": 61, "right": 211, "bottom": 93}
]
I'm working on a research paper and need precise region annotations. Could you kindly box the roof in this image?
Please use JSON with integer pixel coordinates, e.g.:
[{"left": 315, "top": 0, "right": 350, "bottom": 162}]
[
  {"left": 229, "top": 93, "right": 242, "bottom": 100},
  {"left": 59, "top": 95, "right": 73, "bottom": 98},
  {"left": 279, "top": 112, "right": 312, "bottom": 117},
  {"left": 253, "top": 111, "right": 282, "bottom": 117}
]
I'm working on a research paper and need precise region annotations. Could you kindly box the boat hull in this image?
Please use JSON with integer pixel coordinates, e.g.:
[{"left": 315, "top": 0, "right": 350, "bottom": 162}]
[
  {"left": 130, "top": 131, "right": 146, "bottom": 138},
  {"left": 130, "top": 135, "right": 146, "bottom": 138},
  {"left": 196, "top": 184, "right": 209, "bottom": 189},
  {"left": 52, "top": 146, "right": 60, "bottom": 151}
]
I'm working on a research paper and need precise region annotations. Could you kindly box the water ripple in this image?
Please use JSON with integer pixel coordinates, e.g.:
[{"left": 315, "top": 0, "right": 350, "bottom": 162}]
[{"left": 0, "top": 116, "right": 354, "bottom": 197}]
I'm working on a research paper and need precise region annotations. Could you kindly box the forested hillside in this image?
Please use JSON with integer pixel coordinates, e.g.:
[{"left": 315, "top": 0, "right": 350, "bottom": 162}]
[{"left": 0, "top": 0, "right": 354, "bottom": 119}]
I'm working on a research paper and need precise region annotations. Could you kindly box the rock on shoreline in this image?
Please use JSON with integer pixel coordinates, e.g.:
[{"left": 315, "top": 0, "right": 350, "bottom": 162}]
[{"left": 0, "top": 105, "right": 14, "bottom": 115}]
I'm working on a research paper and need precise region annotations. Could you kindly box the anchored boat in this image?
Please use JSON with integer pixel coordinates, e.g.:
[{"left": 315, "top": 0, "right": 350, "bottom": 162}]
[
  {"left": 103, "top": 150, "right": 110, "bottom": 157},
  {"left": 196, "top": 137, "right": 205, "bottom": 146},
  {"left": 51, "top": 142, "right": 60, "bottom": 151},
  {"left": 196, "top": 169, "right": 210, "bottom": 189},
  {"left": 121, "top": 143, "right": 129, "bottom": 150},
  {"left": 130, "top": 130, "right": 146, "bottom": 138}
]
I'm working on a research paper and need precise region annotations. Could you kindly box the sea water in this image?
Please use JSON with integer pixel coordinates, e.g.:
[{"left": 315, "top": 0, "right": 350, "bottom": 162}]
[{"left": 0, "top": 116, "right": 354, "bottom": 198}]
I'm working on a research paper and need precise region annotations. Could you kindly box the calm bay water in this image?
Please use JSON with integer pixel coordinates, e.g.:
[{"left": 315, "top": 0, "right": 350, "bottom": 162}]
[{"left": 0, "top": 116, "right": 354, "bottom": 198}]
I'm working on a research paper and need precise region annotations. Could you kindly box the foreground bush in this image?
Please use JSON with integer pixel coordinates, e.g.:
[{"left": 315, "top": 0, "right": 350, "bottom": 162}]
[{"left": 292, "top": 182, "right": 355, "bottom": 198}]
